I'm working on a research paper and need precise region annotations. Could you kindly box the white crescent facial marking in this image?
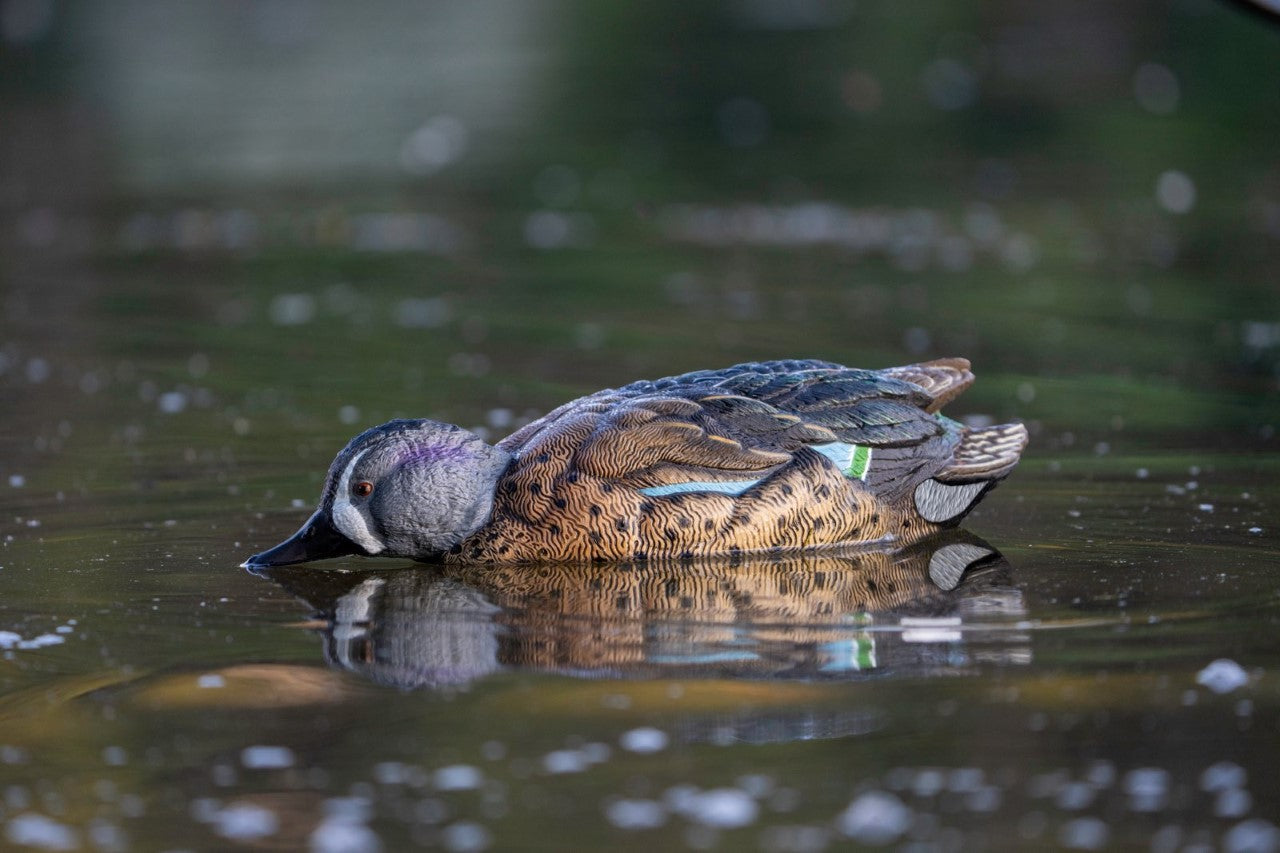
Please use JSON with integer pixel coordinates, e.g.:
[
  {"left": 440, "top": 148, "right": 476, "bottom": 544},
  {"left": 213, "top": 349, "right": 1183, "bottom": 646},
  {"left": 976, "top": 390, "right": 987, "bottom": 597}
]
[{"left": 332, "top": 448, "right": 385, "bottom": 554}]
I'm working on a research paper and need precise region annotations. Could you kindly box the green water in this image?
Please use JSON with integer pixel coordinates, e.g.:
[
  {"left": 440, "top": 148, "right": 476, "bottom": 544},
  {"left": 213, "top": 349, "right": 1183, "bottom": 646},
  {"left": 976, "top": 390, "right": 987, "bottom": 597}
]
[{"left": 3, "top": 2, "right": 1280, "bottom": 850}]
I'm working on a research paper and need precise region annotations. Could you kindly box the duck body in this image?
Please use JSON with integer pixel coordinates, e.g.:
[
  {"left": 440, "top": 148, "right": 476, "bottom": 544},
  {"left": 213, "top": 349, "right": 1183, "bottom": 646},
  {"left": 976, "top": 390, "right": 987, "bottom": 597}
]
[{"left": 243, "top": 358, "right": 1027, "bottom": 569}]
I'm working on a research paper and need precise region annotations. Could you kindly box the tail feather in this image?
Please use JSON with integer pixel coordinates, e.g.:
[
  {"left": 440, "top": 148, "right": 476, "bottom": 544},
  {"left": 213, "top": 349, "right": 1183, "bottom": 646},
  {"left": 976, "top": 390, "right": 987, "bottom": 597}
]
[
  {"left": 883, "top": 358, "right": 975, "bottom": 413},
  {"left": 935, "top": 422, "right": 1028, "bottom": 484}
]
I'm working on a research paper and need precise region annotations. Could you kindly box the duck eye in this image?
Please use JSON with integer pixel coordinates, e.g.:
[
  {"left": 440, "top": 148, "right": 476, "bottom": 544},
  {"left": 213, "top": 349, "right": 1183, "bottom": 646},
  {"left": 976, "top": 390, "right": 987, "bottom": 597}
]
[{"left": 352, "top": 481, "right": 374, "bottom": 498}]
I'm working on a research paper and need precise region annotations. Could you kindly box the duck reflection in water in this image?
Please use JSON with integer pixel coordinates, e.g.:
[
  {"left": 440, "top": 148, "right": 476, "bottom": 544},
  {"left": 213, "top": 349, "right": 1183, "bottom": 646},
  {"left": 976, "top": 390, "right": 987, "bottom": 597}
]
[{"left": 255, "top": 530, "right": 1027, "bottom": 691}]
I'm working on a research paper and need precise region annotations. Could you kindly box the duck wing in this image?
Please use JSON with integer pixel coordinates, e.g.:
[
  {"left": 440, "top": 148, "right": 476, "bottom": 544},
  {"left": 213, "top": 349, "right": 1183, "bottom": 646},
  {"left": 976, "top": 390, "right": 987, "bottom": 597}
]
[{"left": 499, "top": 360, "right": 968, "bottom": 500}]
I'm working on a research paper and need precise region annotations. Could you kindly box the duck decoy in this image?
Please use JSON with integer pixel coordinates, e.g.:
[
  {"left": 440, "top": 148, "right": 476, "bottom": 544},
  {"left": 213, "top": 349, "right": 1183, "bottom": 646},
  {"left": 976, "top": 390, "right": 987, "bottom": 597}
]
[{"left": 242, "top": 358, "right": 1027, "bottom": 567}]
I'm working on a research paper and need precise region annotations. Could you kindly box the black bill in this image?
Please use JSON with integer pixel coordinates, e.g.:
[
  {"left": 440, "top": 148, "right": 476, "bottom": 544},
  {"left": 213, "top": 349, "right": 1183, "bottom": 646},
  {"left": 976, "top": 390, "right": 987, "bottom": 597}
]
[{"left": 241, "top": 510, "right": 361, "bottom": 569}]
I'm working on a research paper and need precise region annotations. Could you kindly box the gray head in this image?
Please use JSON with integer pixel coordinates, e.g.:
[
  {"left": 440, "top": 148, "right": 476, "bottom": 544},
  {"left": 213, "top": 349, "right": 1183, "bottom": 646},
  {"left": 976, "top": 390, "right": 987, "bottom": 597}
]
[{"left": 242, "top": 419, "right": 513, "bottom": 568}]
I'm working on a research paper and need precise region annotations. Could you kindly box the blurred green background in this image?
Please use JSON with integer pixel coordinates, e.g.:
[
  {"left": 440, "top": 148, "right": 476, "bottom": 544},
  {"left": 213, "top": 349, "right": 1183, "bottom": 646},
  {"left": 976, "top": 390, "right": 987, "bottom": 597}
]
[{"left": 2, "top": 0, "right": 1277, "bottom": 475}]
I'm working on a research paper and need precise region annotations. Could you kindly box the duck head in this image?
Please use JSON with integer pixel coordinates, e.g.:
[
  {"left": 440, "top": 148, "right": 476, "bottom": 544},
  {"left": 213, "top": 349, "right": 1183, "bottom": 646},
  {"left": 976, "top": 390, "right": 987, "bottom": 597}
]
[{"left": 242, "top": 419, "right": 513, "bottom": 568}]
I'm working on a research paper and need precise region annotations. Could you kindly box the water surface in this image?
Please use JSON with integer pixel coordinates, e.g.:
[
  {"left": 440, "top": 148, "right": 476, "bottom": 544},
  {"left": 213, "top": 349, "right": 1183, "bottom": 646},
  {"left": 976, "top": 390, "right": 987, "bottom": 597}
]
[{"left": 3, "top": 2, "right": 1280, "bottom": 850}]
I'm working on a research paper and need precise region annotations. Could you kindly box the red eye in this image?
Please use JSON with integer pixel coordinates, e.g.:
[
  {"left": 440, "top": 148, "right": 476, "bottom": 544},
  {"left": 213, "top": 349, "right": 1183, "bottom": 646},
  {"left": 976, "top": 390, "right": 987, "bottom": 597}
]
[{"left": 353, "top": 481, "right": 374, "bottom": 498}]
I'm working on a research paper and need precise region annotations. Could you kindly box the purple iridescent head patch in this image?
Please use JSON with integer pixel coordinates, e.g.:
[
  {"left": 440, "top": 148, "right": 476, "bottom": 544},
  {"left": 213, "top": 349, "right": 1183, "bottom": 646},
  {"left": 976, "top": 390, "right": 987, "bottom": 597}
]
[{"left": 395, "top": 442, "right": 473, "bottom": 469}]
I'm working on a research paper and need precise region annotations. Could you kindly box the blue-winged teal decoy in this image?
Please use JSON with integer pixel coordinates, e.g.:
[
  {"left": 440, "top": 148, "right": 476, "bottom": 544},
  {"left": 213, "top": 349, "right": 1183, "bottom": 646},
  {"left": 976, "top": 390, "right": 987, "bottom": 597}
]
[{"left": 243, "top": 358, "right": 1027, "bottom": 568}]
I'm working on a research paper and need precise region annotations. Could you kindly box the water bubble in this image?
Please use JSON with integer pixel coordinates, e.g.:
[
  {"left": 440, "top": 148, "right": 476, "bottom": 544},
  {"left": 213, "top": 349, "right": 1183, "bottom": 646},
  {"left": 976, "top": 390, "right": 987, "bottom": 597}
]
[
  {"left": 1056, "top": 782, "right": 1095, "bottom": 811},
  {"left": 542, "top": 750, "right": 589, "bottom": 775},
  {"left": 837, "top": 791, "right": 911, "bottom": 844},
  {"left": 1124, "top": 767, "right": 1169, "bottom": 812},
  {"left": 1059, "top": 817, "right": 1109, "bottom": 850},
  {"left": 25, "top": 358, "right": 51, "bottom": 384},
  {"left": 911, "top": 768, "right": 946, "bottom": 797},
  {"left": 523, "top": 211, "right": 595, "bottom": 249},
  {"left": 441, "top": 821, "right": 490, "bottom": 852},
  {"left": 1, "top": 745, "right": 30, "bottom": 764},
  {"left": 1243, "top": 321, "right": 1280, "bottom": 351},
  {"left": 158, "top": 391, "right": 188, "bottom": 415},
  {"left": 400, "top": 116, "right": 469, "bottom": 175},
  {"left": 373, "top": 762, "right": 407, "bottom": 785},
  {"left": 270, "top": 293, "right": 317, "bottom": 326},
  {"left": 434, "top": 765, "right": 483, "bottom": 791},
  {"left": 188, "top": 353, "right": 211, "bottom": 378},
  {"left": 604, "top": 799, "right": 667, "bottom": 830},
  {"left": 310, "top": 817, "right": 382, "bottom": 853},
  {"left": 102, "top": 746, "right": 127, "bottom": 766},
  {"left": 394, "top": 297, "right": 451, "bottom": 329},
  {"left": 1199, "top": 763, "right": 1247, "bottom": 795},
  {"left": 5, "top": 813, "right": 78, "bottom": 851},
  {"left": 240, "top": 745, "right": 296, "bottom": 770},
  {"left": 1155, "top": 171, "right": 1195, "bottom": 214},
  {"left": 87, "top": 819, "right": 127, "bottom": 853},
  {"left": 1216, "top": 788, "right": 1254, "bottom": 819},
  {"left": 339, "top": 406, "right": 361, "bottom": 425},
  {"left": 1223, "top": 819, "right": 1280, "bottom": 853},
  {"left": 1197, "top": 659, "right": 1249, "bottom": 694},
  {"left": 736, "top": 774, "right": 774, "bottom": 798},
  {"left": 683, "top": 789, "right": 758, "bottom": 829},
  {"left": 1133, "top": 63, "right": 1180, "bottom": 115},
  {"left": 197, "top": 674, "right": 226, "bottom": 689},
  {"left": 8, "top": 475, "right": 25, "bottom": 488},
  {"left": 1083, "top": 761, "right": 1115, "bottom": 789},
  {"left": 966, "top": 786, "right": 1002, "bottom": 813},
  {"left": 759, "top": 824, "right": 830, "bottom": 853},
  {"left": 1001, "top": 232, "right": 1040, "bottom": 271},
  {"left": 620, "top": 727, "right": 668, "bottom": 753},
  {"left": 212, "top": 803, "right": 279, "bottom": 840}
]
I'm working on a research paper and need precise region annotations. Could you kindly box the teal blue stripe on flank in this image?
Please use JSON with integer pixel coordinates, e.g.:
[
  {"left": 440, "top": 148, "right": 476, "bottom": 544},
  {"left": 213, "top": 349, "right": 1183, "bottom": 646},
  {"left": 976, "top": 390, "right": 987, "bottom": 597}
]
[
  {"left": 638, "top": 479, "right": 762, "bottom": 497},
  {"left": 813, "top": 442, "right": 873, "bottom": 481}
]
